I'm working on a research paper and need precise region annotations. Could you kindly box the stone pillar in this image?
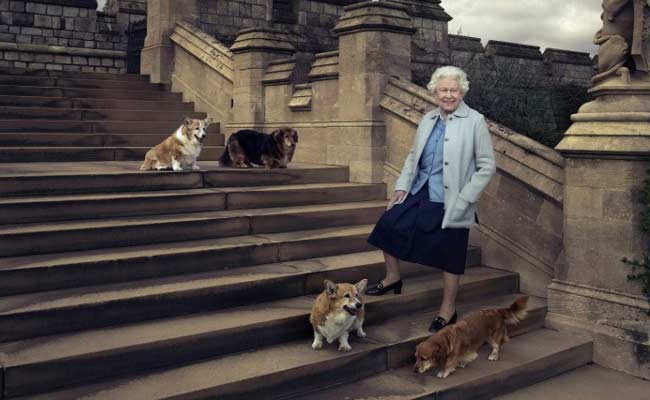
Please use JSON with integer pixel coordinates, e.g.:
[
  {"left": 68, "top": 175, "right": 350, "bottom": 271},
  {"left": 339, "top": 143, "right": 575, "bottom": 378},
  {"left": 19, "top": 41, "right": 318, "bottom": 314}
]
[
  {"left": 141, "top": 0, "right": 198, "bottom": 83},
  {"left": 551, "top": 74, "right": 650, "bottom": 379},
  {"left": 227, "top": 28, "right": 295, "bottom": 133},
  {"left": 333, "top": 0, "right": 415, "bottom": 183}
]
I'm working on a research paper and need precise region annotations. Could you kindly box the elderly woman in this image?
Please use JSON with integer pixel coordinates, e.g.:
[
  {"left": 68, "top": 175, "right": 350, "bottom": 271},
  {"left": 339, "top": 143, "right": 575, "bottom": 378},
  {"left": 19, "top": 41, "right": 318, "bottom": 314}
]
[{"left": 366, "top": 66, "right": 496, "bottom": 332}]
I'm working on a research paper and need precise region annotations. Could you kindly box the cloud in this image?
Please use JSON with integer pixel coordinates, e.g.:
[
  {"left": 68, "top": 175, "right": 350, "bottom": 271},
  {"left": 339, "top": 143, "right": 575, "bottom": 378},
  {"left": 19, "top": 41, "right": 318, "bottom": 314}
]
[{"left": 442, "top": 0, "right": 601, "bottom": 55}]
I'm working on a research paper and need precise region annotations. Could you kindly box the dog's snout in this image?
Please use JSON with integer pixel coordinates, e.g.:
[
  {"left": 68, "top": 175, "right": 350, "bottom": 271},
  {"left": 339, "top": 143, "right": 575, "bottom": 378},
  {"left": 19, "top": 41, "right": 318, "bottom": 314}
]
[{"left": 355, "top": 301, "right": 362, "bottom": 309}]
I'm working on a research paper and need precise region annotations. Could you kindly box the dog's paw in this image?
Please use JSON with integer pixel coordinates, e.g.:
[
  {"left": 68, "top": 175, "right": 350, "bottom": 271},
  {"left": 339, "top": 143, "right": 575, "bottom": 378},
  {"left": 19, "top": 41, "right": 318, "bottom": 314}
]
[
  {"left": 355, "top": 328, "right": 367, "bottom": 338},
  {"left": 192, "top": 164, "right": 200, "bottom": 170},
  {"left": 457, "top": 361, "right": 468, "bottom": 368},
  {"left": 436, "top": 370, "right": 449, "bottom": 379},
  {"left": 311, "top": 340, "right": 323, "bottom": 350},
  {"left": 488, "top": 353, "right": 499, "bottom": 361},
  {"left": 338, "top": 343, "right": 352, "bottom": 352}
]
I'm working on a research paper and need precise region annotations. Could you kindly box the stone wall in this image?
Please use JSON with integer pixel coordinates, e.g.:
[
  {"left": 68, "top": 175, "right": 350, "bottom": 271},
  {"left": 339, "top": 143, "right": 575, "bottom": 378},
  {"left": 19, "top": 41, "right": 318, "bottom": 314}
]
[
  {"left": 196, "top": 0, "right": 448, "bottom": 57},
  {"left": 103, "top": 0, "right": 146, "bottom": 31},
  {"left": 421, "top": 35, "right": 595, "bottom": 147},
  {"left": 0, "top": 0, "right": 127, "bottom": 72},
  {"left": 380, "top": 77, "right": 564, "bottom": 298}
]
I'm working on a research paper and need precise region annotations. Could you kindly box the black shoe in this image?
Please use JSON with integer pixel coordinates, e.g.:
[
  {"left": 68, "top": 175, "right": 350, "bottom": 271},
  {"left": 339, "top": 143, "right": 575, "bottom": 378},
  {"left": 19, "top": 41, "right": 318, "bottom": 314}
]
[
  {"left": 366, "top": 280, "right": 403, "bottom": 296},
  {"left": 428, "top": 312, "right": 457, "bottom": 333}
]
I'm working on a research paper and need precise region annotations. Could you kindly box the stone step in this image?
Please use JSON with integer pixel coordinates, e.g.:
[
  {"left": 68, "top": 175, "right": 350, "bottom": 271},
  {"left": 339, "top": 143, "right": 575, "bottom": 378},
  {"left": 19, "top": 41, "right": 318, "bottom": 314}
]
[
  {"left": 0, "top": 146, "right": 224, "bottom": 162},
  {"left": 287, "top": 330, "right": 592, "bottom": 400},
  {"left": 0, "top": 199, "right": 387, "bottom": 256},
  {"left": 0, "top": 133, "right": 224, "bottom": 147},
  {"left": 0, "top": 269, "right": 515, "bottom": 398},
  {"left": 0, "top": 119, "right": 220, "bottom": 134},
  {"left": 0, "top": 188, "right": 226, "bottom": 224},
  {"left": 0, "top": 75, "right": 165, "bottom": 91},
  {"left": 0, "top": 162, "right": 350, "bottom": 197},
  {"left": 0, "top": 95, "right": 195, "bottom": 111},
  {"left": 0, "top": 181, "right": 383, "bottom": 224},
  {"left": 11, "top": 301, "right": 576, "bottom": 400},
  {"left": 0, "top": 224, "right": 377, "bottom": 296},
  {"left": 0, "top": 107, "right": 207, "bottom": 121},
  {"left": 0, "top": 95, "right": 195, "bottom": 110},
  {"left": 492, "top": 364, "right": 650, "bottom": 400},
  {"left": 0, "top": 85, "right": 182, "bottom": 101},
  {"left": 0, "top": 67, "right": 149, "bottom": 81}
]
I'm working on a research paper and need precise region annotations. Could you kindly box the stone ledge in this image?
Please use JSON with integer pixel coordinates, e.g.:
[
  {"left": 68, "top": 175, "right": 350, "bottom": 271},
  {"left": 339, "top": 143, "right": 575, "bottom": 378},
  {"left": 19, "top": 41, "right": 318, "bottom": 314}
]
[
  {"left": 24, "top": 0, "right": 98, "bottom": 8},
  {"left": 486, "top": 40, "right": 543, "bottom": 60},
  {"left": 449, "top": 34, "right": 484, "bottom": 53},
  {"left": 334, "top": 1, "right": 416, "bottom": 37},
  {"left": 0, "top": 42, "right": 125, "bottom": 59},
  {"left": 288, "top": 84, "right": 312, "bottom": 111},
  {"left": 230, "top": 28, "right": 295, "bottom": 54},
  {"left": 263, "top": 57, "right": 296, "bottom": 85},
  {"left": 543, "top": 48, "right": 593, "bottom": 66},
  {"left": 170, "top": 22, "right": 233, "bottom": 82},
  {"left": 308, "top": 51, "right": 339, "bottom": 82}
]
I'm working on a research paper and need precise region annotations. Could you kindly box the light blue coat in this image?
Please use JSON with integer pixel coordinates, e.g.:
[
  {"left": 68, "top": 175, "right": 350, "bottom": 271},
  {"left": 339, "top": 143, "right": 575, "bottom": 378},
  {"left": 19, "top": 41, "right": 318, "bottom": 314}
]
[{"left": 394, "top": 101, "right": 496, "bottom": 228}]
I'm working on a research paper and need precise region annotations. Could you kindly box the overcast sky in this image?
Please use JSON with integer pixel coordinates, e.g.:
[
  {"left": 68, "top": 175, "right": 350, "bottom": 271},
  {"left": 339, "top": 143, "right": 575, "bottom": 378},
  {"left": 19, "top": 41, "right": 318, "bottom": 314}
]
[
  {"left": 95, "top": 0, "right": 602, "bottom": 55},
  {"left": 442, "top": 0, "right": 601, "bottom": 55}
]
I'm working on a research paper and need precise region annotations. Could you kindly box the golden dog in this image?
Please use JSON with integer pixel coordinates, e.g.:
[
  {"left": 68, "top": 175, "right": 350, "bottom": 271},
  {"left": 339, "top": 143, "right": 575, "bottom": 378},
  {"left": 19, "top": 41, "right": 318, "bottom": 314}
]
[{"left": 414, "top": 296, "right": 529, "bottom": 378}]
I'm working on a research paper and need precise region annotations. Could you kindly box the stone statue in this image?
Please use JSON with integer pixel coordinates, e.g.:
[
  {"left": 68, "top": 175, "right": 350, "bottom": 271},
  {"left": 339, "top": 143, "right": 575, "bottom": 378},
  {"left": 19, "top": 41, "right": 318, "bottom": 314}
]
[{"left": 593, "top": 0, "right": 650, "bottom": 84}]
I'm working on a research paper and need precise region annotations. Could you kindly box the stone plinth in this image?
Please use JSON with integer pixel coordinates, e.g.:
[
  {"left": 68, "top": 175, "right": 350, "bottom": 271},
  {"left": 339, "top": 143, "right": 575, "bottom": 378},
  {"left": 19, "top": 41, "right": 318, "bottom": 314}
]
[
  {"left": 227, "top": 28, "right": 296, "bottom": 133},
  {"left": 552, "top": 72, "right": 650, "bottom": 380},
  {"left": 141, "top": 0, "right": 198, "bottom": 83},
  {"left": 333, "top": 0, "right": 415, "bottom": 183}
]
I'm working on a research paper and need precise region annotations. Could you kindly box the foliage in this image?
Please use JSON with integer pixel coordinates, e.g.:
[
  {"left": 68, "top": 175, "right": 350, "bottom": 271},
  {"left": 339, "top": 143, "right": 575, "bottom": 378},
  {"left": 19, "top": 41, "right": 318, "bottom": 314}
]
[
  {"left": 414, "top": 45, "right": 592, "bottom": 149},
  {"left": 622, "top": 169, "right": 650, "bottom": 313}
]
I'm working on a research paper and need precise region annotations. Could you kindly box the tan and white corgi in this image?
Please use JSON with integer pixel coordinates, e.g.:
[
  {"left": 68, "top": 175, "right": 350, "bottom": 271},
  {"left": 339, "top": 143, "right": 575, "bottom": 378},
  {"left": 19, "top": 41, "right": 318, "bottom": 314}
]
[
  {"left": 309, "top": 279, "right": 367, "bottom": 352},
  {"left": 140, "top": 117, "right": 212, "bottom": 171}
]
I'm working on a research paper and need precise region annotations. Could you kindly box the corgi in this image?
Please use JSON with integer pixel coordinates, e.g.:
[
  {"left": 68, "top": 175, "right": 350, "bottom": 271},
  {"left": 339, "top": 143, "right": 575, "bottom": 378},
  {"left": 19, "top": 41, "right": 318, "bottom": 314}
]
[
  {"left": 414, "top": 296, "right": 529, "bottom": 378},
  {"left": 309, "top": 279, "right": 367, "bottom": 352},
  {"left": 140, "top": 117, "right": 212, "bottom": 171}
]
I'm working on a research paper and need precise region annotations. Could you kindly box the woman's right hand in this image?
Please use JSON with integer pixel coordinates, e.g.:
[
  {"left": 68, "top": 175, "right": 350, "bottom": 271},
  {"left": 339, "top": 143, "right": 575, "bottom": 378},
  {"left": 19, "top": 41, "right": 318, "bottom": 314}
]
[{"left": 387, "top": 190, "right": 407, "bottom": 210}]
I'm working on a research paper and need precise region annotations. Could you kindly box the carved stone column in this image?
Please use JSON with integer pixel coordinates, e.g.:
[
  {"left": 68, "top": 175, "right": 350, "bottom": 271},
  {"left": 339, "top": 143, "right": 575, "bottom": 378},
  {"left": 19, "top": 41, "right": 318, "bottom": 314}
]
[
  {"left": 141, "top": 0, "right": 198, "bottom": 83},
  {"left": 552, "top": 39, "right": 650, "bottom": 382},
  {"left": 227, "top": 28, "right": 295, "bottom": 133},
  {"left": 333, "top": 0, "right": 415, "bottom": 183}
]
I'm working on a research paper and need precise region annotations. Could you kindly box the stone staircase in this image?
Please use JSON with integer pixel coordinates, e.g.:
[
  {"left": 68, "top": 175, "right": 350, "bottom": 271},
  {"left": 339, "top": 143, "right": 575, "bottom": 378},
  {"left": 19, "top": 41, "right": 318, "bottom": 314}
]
[
  {"left": 0, "top": 67, "right": 223, "bottom": 162},
  {"left": 0, "top": 70, "right": 593, "bottom": 400}
]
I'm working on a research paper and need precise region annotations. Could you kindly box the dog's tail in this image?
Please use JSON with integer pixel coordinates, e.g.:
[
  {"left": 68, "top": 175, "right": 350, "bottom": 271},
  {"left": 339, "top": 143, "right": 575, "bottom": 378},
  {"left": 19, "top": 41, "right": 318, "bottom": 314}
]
[
  {"left": 501, "top": 295, "right": 528, "bottom": 325},
  {"left": 217, "top": 146, "right": 231, "bottom": 167}
]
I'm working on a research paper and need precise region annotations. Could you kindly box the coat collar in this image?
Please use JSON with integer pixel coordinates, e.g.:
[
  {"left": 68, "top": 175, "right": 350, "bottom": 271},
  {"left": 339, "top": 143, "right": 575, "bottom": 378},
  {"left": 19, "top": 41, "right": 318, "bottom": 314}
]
[{"left": 430, "top": 101, "right": 470, "bottom": 119}]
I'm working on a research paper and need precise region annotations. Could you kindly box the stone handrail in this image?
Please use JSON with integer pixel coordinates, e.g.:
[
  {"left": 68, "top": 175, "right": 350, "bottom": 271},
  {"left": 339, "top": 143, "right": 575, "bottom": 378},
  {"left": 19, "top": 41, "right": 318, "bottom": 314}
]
[
  {"left": 170, "top": 21, "right": 233, "bottom": 82},
  {"left": 169, "top": 21, "right": 234, "bottom": 130}
]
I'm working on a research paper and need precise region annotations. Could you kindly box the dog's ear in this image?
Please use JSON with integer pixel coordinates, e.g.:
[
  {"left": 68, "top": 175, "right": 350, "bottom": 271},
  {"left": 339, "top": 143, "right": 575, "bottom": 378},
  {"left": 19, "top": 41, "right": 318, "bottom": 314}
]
[
  {"left": 270, "top": 129, "right": 283, "bottom": 141},
  {"left": 183, "top": 117, "right": 192, "bottom": 126},
  {"left": 203, "top": 117, "right": 212, "bottom": 127},
  {"left": 324, "top": 280, "right": 337, "bottom": 298},
  {"left": 355, "top": 278, "right": 368, "bottom": 294},
  {"left": 292, "top": 129, "right": 298, "bottom": 142}
]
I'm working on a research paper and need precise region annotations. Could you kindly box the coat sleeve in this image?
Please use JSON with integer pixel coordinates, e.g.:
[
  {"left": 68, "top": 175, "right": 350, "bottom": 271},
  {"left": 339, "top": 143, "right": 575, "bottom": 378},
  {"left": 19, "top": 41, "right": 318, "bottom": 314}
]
[{"left": 458, "top": 116, "right": 496, "bottom": 203}]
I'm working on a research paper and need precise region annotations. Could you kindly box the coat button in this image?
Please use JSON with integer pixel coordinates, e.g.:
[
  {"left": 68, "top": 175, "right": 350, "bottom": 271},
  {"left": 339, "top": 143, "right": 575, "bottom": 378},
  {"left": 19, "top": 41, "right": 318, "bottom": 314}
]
[
  {"left": 444, "top": 138, "right": 449, "bottom": 142},
  {"left": 444, "top": 162, "right": 449, "bottom": 166},
  {"left": 444, "top": 185, "right": 448, "bottom": 189}
]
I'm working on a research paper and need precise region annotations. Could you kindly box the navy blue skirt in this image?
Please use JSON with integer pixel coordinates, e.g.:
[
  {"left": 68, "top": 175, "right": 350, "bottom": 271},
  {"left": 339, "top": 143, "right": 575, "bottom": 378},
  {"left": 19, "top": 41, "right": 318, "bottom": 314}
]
[{"left": 367, "top": 185, "right": 469, "bottom": 275}]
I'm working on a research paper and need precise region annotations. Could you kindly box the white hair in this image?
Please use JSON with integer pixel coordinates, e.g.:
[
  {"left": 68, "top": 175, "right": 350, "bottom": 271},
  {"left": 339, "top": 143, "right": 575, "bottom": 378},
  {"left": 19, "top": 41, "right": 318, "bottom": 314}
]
[{"left": 426, "top": 66, "right": 470, "bottom": 94}]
